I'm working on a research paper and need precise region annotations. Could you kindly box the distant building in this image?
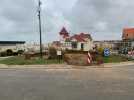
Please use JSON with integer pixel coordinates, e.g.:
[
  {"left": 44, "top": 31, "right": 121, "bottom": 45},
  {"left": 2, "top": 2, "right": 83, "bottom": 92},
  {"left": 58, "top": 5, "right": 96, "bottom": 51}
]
[
  {"left": 94, "top": 40, "right": 122, "bottom": 50},
  {"left": 121, "top": 28, "right": 134, "bottom": 49},
  {"left": 0, "top": 41, "right": 25, "bottom": 52},
  {"left": 94, "top": 28, "right": 134, "bottom": 51},
  {"left": 24, "top": 42, "right": 48, "bottom": 52},
  {"left": 59, "top": 27, "right": 93, "bottom": 51},
  {"left": 123, "top": 28, "right": 134, "bottom": 40}
]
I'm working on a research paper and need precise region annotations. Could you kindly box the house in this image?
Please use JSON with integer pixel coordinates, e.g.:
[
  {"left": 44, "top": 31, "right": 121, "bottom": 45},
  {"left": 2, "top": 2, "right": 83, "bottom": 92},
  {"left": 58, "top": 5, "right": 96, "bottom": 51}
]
[
  {"left": 123, "top": 28, "right": 134, "bottom": 40},
  {"left": 121, "top": 28, "right": 134, "bottom": 49},
  {"left": 0, "top": 41, "right": 25, "bottom": 52},
  {"left": 59, "top": 27, "right": 93, "bottom": 51},
  {"left": 69, "top": 33, "right": 93, "bottom": 51}
]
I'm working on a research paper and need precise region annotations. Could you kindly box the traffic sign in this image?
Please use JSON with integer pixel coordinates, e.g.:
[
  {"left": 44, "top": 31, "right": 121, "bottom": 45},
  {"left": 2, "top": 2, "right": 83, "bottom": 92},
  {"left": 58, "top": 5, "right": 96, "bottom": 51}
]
[{"left": 104, "top": 48, "right": 110, "bottom": 57}]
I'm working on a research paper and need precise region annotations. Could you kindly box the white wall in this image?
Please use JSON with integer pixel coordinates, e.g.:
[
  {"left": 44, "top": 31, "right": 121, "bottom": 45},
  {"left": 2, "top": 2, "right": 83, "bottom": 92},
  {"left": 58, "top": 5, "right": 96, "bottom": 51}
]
[
  {"left": 60, "top": 39, "right": 93, "bottom": 51},
  {"left": 84, "top": 41, "right": 93, "bottom": 51},
  {"left": 76, "top": 41, "right": 93, "bottom": 51},
  {"left": 0, "top": 44, "right": 25, "bottom": 52}
]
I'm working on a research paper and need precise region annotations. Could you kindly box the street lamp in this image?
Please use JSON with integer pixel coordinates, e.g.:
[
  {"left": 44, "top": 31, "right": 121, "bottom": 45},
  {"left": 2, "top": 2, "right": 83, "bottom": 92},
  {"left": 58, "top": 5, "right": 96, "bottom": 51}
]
[{"left": 38, "top": 0, "right": 43, "bottom": 58}]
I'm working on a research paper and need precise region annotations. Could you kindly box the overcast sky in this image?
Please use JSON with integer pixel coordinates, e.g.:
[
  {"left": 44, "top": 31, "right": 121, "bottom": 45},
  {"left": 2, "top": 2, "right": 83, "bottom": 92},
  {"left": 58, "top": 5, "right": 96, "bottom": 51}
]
[{"left": 0, "top": 0, "right": 134, "bottom": 43}]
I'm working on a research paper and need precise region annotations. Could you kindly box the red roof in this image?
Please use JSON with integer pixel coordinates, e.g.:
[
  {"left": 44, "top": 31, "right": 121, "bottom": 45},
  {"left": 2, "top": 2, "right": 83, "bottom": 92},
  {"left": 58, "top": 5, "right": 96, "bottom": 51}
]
[
  {"left": 71, "top": 35, "right": 86, "bottom": 42},
  {"left": 70, "top": 33, "right": 92, "bottom": 42},
  {"left": 59, "top": 27, "right": 69, "bottom": 38},
  {"left": 123, "top": 28, "right": 134, "bottom": 40}
]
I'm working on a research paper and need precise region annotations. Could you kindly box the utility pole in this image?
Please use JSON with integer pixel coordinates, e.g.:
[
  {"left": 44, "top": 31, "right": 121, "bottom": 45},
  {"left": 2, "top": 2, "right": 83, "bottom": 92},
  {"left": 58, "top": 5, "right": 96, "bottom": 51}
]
[{"left": 38, "top": 0, "right": 43, "bottom": 59}]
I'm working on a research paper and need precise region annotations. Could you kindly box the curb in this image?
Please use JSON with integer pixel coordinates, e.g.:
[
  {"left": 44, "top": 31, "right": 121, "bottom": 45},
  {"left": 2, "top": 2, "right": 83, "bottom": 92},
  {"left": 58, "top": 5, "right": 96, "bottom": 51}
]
[
  {"left": 103, "top": 61, "right": 134, "bottom": 67},
  {"left": 0, "top": 62, "right": 134, "bottom": 69}
]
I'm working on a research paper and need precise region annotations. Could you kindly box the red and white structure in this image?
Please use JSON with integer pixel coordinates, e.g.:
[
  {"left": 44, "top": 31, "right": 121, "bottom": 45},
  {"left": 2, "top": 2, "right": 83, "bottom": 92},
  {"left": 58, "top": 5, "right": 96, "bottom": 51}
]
[{"left": 87, "top": 52, "right": 92, "bottom": 64}]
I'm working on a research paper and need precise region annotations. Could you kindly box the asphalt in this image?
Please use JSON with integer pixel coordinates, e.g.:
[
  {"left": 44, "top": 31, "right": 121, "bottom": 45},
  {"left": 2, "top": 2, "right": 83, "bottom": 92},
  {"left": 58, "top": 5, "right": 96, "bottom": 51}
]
[{"left": 0, "top": 65, "right": 134, "bottom": 100}]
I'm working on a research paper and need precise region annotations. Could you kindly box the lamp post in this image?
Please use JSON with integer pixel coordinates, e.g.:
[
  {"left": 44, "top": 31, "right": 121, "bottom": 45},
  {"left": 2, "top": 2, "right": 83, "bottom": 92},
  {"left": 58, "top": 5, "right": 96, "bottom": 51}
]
[{"left": 38, "top": 0, "right": 43, "bottom": 58}]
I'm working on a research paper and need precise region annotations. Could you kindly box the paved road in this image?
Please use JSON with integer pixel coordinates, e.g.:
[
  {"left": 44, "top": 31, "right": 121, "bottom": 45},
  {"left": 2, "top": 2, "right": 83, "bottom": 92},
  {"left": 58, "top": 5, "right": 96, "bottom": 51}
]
[{"left": 0, "top": 65, "right": 134, "bottom": 100}]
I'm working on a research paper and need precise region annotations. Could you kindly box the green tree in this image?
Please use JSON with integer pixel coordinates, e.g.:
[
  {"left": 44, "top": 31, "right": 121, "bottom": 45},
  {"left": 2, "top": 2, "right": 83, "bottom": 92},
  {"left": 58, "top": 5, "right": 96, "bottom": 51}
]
[{"left": 97, "top": 47, "right": 104, "bottom": 55}]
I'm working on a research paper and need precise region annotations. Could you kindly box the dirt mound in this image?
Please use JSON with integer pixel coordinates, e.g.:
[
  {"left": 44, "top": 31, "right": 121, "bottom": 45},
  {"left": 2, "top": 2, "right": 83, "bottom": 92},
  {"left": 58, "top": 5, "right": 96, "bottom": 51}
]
[{"left": 64, "top": 54, "right": 88, "bottom": 66}]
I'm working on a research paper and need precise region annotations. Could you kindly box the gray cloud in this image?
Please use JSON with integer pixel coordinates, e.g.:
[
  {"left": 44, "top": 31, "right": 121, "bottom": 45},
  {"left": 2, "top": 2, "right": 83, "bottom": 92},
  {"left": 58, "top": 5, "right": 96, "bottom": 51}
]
[
  {"left": 0, "top": 0, "right": 37, "bottom": 41},
  {"left": 0, "top": 0, "right": 134, "bottom": 42},
  {"left": 67, "top": 0, "right": 134, "bottom": 40}
]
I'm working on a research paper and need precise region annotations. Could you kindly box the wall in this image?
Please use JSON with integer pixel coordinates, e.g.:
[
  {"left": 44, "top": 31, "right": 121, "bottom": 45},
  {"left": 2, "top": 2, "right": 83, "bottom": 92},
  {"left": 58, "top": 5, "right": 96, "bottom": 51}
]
[
  {"left": 84, "top": 40, "right": 93, "bottom": 51},
  {"left": 0, "top": 44, "right": 25, "bottom": 52}
]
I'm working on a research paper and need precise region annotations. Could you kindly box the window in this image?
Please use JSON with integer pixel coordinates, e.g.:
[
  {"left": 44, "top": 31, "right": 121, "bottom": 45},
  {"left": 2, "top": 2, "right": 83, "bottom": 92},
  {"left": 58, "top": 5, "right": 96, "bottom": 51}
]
[
  {"left": 127, "top": 34, "right": 128, "bottom": 36},
  {"left": 72, "top": 42, "right": 77, "bottom": 49}
]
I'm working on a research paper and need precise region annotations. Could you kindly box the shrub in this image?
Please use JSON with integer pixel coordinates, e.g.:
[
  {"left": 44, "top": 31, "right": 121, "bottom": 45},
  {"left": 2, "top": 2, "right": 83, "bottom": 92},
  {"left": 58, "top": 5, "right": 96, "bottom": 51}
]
[
  {"left": 65, "top": 50, "right": 88, "bottom": 54},
  {"left": 48, "top": 47, "right": 57, "bottom": 59},
  {"left": 96, "top": 55, "right": 104, "bottom": 65},
  {"left": 97, "top": 48, "right": 104, "bottom": 56},
  {"left": 17, "top": 50, "right": 24, "bottom": 55},
  {"left": 90, "top": 51, "right": 98, "bottom": 62},
  {"left": 13, "top": 52, "right": 18, "bottom": 56},
  {"left": 6, "top": 49, "right": 13, "bottom": 56},
  {"left": 0, "top": 52, "right": 7, "bottom": 57}
]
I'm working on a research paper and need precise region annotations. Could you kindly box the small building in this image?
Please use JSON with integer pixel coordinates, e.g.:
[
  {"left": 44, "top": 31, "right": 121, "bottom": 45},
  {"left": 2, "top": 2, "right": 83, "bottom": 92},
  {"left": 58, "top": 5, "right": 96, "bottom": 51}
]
[
  {"left": 59, "top": 27, "right": 93, "bottom": 51},
  {"left": 121, "top": 28, "right": 134, "bottom": 49},
  {"left": 0, "top": 41, "right": 25, "bottom": 52},
  {"left": 123, "top": 28, "right": 134, "bottom": 40},
  {"left": 69, "top": 33, "right": 93, "bottom": 51}
]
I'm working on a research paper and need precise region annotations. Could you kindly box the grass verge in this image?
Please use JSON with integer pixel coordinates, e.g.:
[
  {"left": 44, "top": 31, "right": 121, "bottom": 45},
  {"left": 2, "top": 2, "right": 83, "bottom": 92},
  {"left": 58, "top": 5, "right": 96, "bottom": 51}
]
[
  {"left": 0, "top": 55, "right": 132, "bottom": 65},
  {"left": 103, "top": 55, "right": 130, "bottom": 63},
  {"left": 0, "top": 56, "right": 64, "bottom": 65}
]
